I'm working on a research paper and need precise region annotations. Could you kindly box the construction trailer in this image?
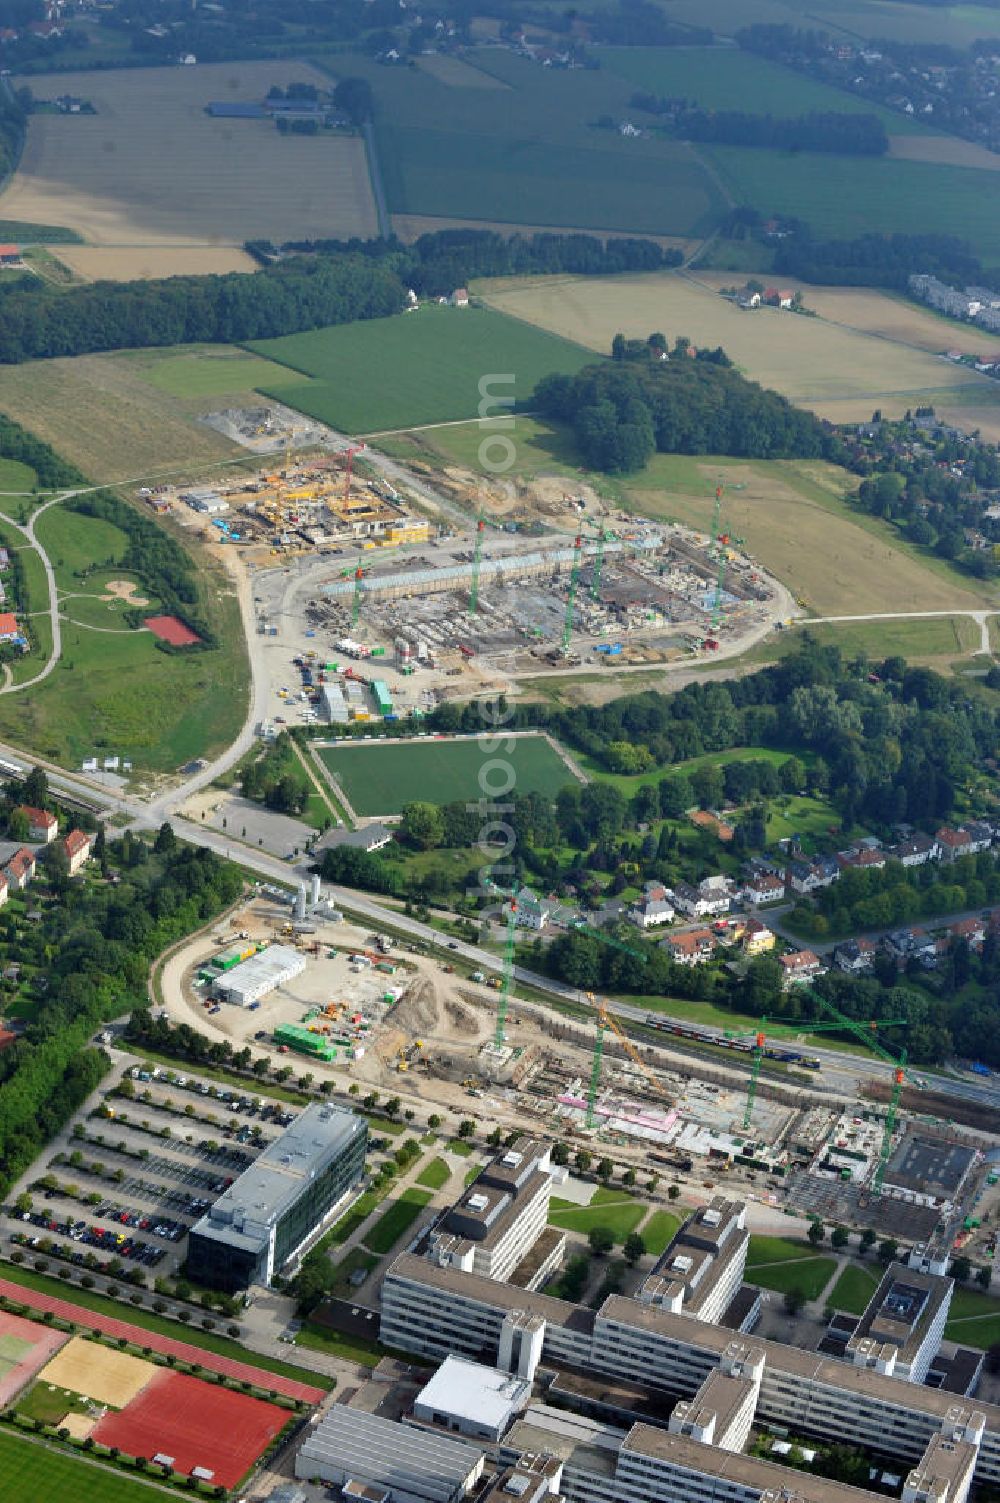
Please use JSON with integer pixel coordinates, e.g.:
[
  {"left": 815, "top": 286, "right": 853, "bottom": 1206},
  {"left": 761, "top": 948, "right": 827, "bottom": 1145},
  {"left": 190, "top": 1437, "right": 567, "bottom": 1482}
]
[{"left": 274, "top": 1022, "right": 337, "bottom": 1061}]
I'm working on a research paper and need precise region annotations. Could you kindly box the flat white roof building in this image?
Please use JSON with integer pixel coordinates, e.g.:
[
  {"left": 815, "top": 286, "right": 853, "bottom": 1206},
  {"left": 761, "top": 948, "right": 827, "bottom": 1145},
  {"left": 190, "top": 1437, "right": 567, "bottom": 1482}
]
[
  {"left": 295, "top": 1405, "right": 485, "bottom": 1503},
  {"left": 414, "top": 1357, "right": 531, "bottom": 1442},
  {"left": 214, "top": 943, "right": 306, "bottom": 1006}
]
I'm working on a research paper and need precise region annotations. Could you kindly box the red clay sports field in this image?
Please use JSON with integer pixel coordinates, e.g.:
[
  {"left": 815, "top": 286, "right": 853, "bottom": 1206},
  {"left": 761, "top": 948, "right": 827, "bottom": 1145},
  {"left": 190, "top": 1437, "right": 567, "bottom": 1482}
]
[
  {"left": 145, "top": 614, "right": 201, "bottom": 646},
  {"left": 92, "top": 1370, "right": 287, "bottom": 1488}
]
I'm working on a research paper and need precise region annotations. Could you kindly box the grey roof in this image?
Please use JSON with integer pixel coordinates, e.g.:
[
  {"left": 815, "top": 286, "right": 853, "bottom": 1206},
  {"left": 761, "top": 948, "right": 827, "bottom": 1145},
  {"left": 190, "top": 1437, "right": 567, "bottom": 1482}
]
[
  {"left": 297, "top": 1406, "right": 483, "bottom": 1498},
  {"left": 189, "top": 1102, "right": 365, "bottom": 1254}
]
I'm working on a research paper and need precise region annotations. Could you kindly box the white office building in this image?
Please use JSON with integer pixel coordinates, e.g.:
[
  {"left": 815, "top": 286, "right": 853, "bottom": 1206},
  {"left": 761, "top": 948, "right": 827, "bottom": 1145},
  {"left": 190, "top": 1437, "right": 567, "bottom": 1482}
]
[
  {"left": 846, "top": 1263, "right": 953, "bottom": 1383},
  {"left": 414, "top": 1356, "right": 531, "bottom": 1442},
  {"left": 214, "top": 944, "right": 306, "bottom": 1006},
  {"left": 638, "top": 1199, "right": 749, "bottom": 1323},
  {"left": 427, "top": 1138, "right": 564, "bottom": 1288}
]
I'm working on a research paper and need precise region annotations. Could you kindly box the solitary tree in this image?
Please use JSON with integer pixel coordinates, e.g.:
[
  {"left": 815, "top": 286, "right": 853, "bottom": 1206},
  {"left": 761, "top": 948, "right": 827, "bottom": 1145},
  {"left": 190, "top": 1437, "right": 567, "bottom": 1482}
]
[
  {"left": 588, "top": 1225, "right": 615, "bottom": 1257},
  {"left": 783, "top": 1287, "right": 806, "bottom": 1316},
  {"left": 623, "top": 1232, "right": 646, "bottom": 1266},
  {"left": 807, "top": 1221, "right": 826, "bottom": 1246}
]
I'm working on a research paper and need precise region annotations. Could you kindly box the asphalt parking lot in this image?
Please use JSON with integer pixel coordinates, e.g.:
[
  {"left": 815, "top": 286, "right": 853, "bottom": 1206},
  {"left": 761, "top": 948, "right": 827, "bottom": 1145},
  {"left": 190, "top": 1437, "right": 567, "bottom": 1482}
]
[{"left": 0, "top": 1064, "right": 303, "bottom": 1290}]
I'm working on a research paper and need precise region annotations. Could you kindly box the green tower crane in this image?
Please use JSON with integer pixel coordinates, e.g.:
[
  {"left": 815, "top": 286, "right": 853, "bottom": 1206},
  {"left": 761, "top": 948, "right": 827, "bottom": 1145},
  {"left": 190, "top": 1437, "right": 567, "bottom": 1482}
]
[
  {"left": 561, "top": 535, "right": 584, "bottom": 653},
  {"left": 495, "top": 898, "right": 518, "bottom": 1049},
  {"left": 470, "top": 518, "right": 486, "bottom": 614}
]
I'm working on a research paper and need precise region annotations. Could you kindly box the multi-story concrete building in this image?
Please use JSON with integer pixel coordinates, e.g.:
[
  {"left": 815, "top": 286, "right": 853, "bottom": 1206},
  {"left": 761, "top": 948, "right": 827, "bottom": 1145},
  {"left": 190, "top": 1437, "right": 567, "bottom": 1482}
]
[
  {"left": 414, "top": 1356, "right": 531, "bottom": 1442},
  {"left": 380, "top": 1252, "right": 1000, "bottom": 1484},
  {"left": 187, "top": 1102, "right": 366, "bottom": 1291},
  {"left": 668, "top": 1343, "right": 764, "bottom": 1453},
  {"left": 845, "top": 1263, "right": 953, "bottom": 1383},
  {"left": 426, "top": 1138, "right": 564, "bottom": 1289},
  {"left": 638, "top": 1199, "right": 749, "bottom": 1323}
]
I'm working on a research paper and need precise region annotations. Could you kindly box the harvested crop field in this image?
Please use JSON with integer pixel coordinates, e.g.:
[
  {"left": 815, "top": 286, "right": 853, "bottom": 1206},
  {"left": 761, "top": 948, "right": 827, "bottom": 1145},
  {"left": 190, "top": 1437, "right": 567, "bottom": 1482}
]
[
  {"left": 54, "top": 245, "right": 258, "bottom": 281},
  {"left": 477, "top": 272, "right": 1000, "bottom": 437},
  {"left": 92, "top": 1370, "right": 287, "bottom": 1489},
  {"left": 0, "top": 1313, "right": 68, "bottom": 1408},
  {"left": 628, "top": 455, "right": 992, "bottom": 616},
  {"left": 0, "top": 351, "right": 244, "bottom": 481},
  {"left": 3, "top": 62, "right": 377, "bottom": 249},
  {"left": 38, "top": 1336, "right": 155, "bottom": 1408}
]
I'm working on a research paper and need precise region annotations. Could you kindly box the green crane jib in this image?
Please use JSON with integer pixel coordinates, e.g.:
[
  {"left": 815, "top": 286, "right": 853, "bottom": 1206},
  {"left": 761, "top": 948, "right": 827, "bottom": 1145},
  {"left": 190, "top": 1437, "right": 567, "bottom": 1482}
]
[
  {"left": 732, "top": 1012, "right": 908, "bottom": 1134},
  {"left": 591, "top": 525, "right": 611, "bottom": 601},
  {"left": 562, "top": 535, "right": 584, "bottom": 652},
  {"left": 704, "top": 483, "right": 725, "bottom": 650},
  {"left": 470, "top": 518, "right": 486, "bottom": 614},
  {"left": 495, "top": 898, "right": 518, "bottom": 1049},
  {"left": 351, "top": 567, "right": 364, "bottom": 627},
  {"left": 586, "top": 1012, "right": 607, "bottom": 1129}
]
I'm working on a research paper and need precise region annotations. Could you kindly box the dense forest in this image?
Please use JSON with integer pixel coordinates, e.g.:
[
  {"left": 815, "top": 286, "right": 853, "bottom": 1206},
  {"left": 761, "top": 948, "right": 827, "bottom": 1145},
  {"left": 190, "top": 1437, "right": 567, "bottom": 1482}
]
[
  {"left": 771, "top": 230, "right": 985, "bottom": 289},
  {"left": 0, "top": 785, "right": 244, "bottom": 1197},
  {"left": 247, "top": 228, "right": 683, "bottom": 298},
  {"left": 629, "top": 97, "right": 888, "bottom": 155},
  {"left": 0, "top": 253, "right": 404, "bottom": 364},
  {"left": 534, "top": 337, "right": 840, "bottom": 471}
]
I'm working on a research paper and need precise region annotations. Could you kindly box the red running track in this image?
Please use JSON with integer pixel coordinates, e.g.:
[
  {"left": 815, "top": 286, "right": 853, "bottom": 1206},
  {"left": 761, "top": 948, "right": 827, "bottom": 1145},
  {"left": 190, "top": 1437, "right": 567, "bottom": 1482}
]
[{"left": 0, "top": 1278, "right": 324, "bottom": 1403}]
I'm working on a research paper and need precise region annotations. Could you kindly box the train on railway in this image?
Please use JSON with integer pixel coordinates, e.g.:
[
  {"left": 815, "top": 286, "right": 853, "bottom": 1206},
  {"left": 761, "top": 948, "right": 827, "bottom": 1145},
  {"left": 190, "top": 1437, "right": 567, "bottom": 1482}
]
[{"left": 644, "top": 1016, "right": 822, "bottom": 1070}]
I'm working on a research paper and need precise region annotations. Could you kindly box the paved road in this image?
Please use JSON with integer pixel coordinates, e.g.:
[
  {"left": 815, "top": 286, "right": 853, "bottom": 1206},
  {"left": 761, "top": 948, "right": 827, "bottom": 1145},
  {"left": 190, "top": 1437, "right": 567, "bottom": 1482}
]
[{"left": 0, "top": 491, "right": 68, "bottom": 694}]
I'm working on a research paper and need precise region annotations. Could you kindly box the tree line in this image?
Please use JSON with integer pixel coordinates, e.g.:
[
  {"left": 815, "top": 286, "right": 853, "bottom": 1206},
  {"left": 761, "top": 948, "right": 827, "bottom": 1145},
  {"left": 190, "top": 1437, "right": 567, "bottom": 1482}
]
[
  {"left": 630, "top": 96, "right": 888, "bottom": 154},
  {"left": 246, "top": 227, "right": 683, "bottom": 300},
  {"left": 0, "top": 253, "right": 405, "bottom": 364},
  {"left": 0, "top": 412, "right": 81, "bottom": 489},
  {"left": 771, "top": 230, "right": 985, "bottom": 290},
  {"left": 534, "top": 339, "right": 838, "bottom": 472},
  {"left": 0, "top": 809, "right": 243, "bottom": 1198}
]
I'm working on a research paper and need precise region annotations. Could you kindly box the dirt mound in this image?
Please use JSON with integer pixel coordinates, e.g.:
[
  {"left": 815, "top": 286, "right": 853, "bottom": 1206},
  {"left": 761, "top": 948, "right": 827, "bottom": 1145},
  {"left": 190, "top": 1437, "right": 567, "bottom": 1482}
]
[
  {"left": 444, "top": 996, "right": 479, "bottom": 1035},
  {"left": 391, "top": 977, "right": 439, "bottom": 1036}
]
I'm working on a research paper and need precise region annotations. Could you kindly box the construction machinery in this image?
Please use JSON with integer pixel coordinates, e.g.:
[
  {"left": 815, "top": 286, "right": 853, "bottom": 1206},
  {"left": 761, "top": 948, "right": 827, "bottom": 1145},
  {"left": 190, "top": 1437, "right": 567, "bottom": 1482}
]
[{"left": 585, "top": 993, "right": 670, "bottom": 1129}]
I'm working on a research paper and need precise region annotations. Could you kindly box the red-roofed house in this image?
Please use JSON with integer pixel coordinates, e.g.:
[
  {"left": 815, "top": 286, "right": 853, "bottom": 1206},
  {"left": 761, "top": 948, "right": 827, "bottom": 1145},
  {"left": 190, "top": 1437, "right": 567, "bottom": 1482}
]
[
  {"left": 0, "top": 871, "right": 8, "bottom": 909},
  {"left": 0, "top": 245, "right": 21, "bottom": 267},
  {"left": 948, "top": 916, "right": 986, "bottom": 951},
  {"left": 780, "top": 949, "right": 823, "bottom": 987},
  {"left": 0, "top": 1027, "right": 16, "bottom": 1052},
  {"left": 742, "top": 917, "right": 775, "bottom": 956},
  {"left": 4, "top": 847, "right": 35, "bottom": 890},
  {"left": 664, "top": 928, "right": 716, "bottom": 966},
  {"left": 63, "top": 828, "right": 93, "bottom": 876},
  {"left": 936, "top": 826, "right": 972, "bottom": 862},
  {"left": 16, "top": 806, "right": 57, "bottom": 843},
  {"left": 0, "top": 612, "right": 20, "bottom": 643}
]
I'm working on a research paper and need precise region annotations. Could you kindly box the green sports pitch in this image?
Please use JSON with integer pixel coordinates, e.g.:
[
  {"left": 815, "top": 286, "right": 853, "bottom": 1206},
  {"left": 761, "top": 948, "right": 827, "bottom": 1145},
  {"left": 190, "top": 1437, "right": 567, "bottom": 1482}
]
[{"left": 316, "top": 734, "right": 576, "bottom": 817}]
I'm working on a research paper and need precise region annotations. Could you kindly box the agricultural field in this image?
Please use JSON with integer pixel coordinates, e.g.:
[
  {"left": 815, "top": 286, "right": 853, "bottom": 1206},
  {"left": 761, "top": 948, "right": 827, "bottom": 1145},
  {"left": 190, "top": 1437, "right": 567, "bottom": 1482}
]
[
  {"left": 662, "top": 0, "right": 1000, "bottom": 47},
  {"left": 476, "top": 272, "right": 1000, "bottom": 437},
  {"left": 344, "top": 50, "right": 726, "bottom": 237},
  {"left": 2, "top": 62, "right": 377, "bottom": 254},
  {"left": 316, "top": 734, "right": 577, "bottom": 817},
  {"left": 53, "top": 246, "right": 258, "bottom": 282},
  {"left": 249, "top": 304, "right": 596, "bottom": 433},
  {"left": 598, "top": 46, "right": 930, "bottom": 135},
  {"left": 701, "top": 144, "right": 1000, "bottom": 264}
]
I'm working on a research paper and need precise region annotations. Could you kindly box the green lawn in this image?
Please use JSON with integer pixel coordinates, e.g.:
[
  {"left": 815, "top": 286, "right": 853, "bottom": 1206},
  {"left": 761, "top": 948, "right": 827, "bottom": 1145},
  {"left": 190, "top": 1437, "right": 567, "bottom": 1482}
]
[
  {"left": 766, "top": 794, "right": 842, "bottom": 846},
  {"left": 16, "top": 1382, "right": 94, "bottom": 1426},
  {"left": 579, "top": 743, "right": 802, "bottom": 797},
  {"left": 0, "top": 574, "right": 248, "bottom": 772},
  {"left": 639, "top": 1209, "right": 682, "bottom": 1256},
  {"left": 0, "top": 1264, "right": 333, "bottom": 1390},
  {"left": 449, "top": 1139, "right": 475, "bottom": 1157},
  {"left": 704, "top": 144, "right": 1000, "bottom": 262},
  {"left": 0, "top": 457, "right": 38, "bottom": 491},
  {"left": 33, "top": 504, "right": 128, "bottom": 589},
  {"left": 599, "top": 44, "right": 930, "bottom": 134},
  {"left": 416, "top": 1157, "right": 452, "bottom": 1190},
  {"left": 362, "top": 1187, "right": 434, "bottom": 1255},
  {"left": 549, "top": 1193, "right": 646, "bottom": 1242},
  {"left": 250, "top": 304, "right": 595, "bottom": 434},
  {"left": 745, "top": 1254, "right": 837, "bottom": 1298},
  {"left": 943, "top": 1284, "right": 1000, "bottom": 1349},
  {"left": 296, "top": 1323, "right": 384, "bottom": 1369},
  {"left": 746, "top": 1235, "right": 818, "bottom": 1265},
  {"left": 827, "top": 1263, "right": 880, "bottom": 1315},
  {"left": 0, "top": 1431, "right": 169, "bottom": 1503},
  {"left": 327, "top": 1188, "right": 382, "bottom": 1246},
  {"left": 0, "top": 220, "right": 81, "bottom": 243},
  {"left": 316, "top": 734, "right": 576, "bottom": 817},
  {"left": 137, "top": 348, "right": 304, "bottom": 399}
]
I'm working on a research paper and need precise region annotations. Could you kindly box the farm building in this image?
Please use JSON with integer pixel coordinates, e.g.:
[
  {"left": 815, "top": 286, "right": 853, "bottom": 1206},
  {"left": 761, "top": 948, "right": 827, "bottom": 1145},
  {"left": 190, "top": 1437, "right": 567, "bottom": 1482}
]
[
  {"left": 0, "top": 245, "right": 22, "bottom": 267},
  {"left": 213, "top": 943, "right": 306, "bottom": 1006}
]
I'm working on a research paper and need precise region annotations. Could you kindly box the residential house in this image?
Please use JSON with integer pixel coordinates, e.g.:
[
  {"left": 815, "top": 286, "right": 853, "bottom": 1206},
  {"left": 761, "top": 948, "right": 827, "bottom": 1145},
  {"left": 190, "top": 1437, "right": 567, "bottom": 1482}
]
[
  {"left": 787, "top": 857, "right": 840, "bottom": 895},
  {"left": 0, "top": 612, "right": 21, "bottom": 644},
  {"left": 936, "top": 826, "right": 973, "bottom": 862},
  {"left": 451, "top": 288, "right": 470, "bottom": 308},
  {"left": 0, "top": 871, "right": 9, "bottom": 908},
  {"left": 0, "top": 245, "right": 21, "bottom": 268},
  {"left": 964, "top": 820, "right": 993, "bottom": 854},
  {"left": 671, "top": 880, "right": 730, "bottom": 919},
  {"left": 513, "top": 887, "right": 551, "bottom": 931},
  {"left": 63, "top": 828, "right": 92, "bottom": 876},
  {"left": 4, "top": 847, "right": 35, "bottom": 890},
  {"left": 891, "top": 833, "right": 939, "bottom": 867},
  {"left": 833, "top": 937, "right": 877, "bottom": 974},
  {"left": 884, "top": 926, "right": 938, "bottom": 969},
  {"left": 742, "top": 917, "right": 775, "bottom": 956},
  {"left": 837, "top": 846, "right": 886, "bottom": 873},
  {"left": 665, "top": 928, "right": 716, "bottom": 966},
  {"left": 948, "top": 916, "right": 986, "bottom": 952},
  {"left": 629, "top": 882, "right": 675, "bottom": 930},
  {"left": 740, "top": 871, "right": 785, "bottom": 906},
  {"left": 779, "top": 949, "right": 823, "bottom": 987},
  {"left": 16, "top": 806, "right": 57, "bottom": 843}
]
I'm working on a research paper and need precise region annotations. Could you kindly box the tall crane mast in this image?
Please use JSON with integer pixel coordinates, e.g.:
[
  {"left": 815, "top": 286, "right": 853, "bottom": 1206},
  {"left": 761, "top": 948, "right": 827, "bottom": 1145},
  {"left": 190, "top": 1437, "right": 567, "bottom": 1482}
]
[
  {"left": 703, "top": 483, "right": 725, "bottom": 651},
  {"left": 561, "top": 535, "right": 584, "bottom": 653},
  {"left": 351, "top": 567, "right": 365, "bottom": 627},
  {"left": 495, "top": 898, "right": 518, "bottom": 1049},
  {"left": 590, "top": 524, "right": 610, "bottom": 601},
  {"left": 586, "top": 994, "right": 671, "bottom": 1129},
  {"left": 470, "top": 518, "right": 486, "bottom": 615},
  {"left": 343, "top": 444, "right": 365, "bottom": 507}
]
